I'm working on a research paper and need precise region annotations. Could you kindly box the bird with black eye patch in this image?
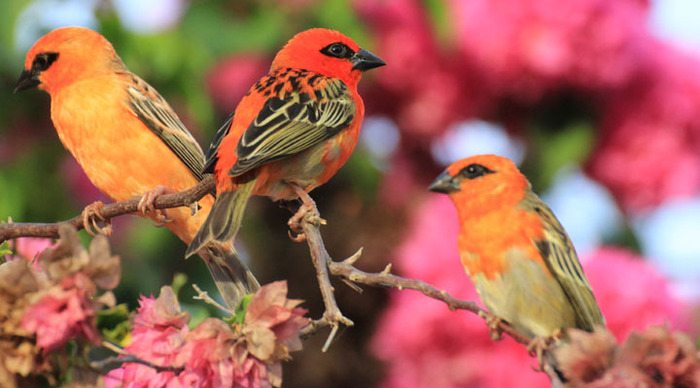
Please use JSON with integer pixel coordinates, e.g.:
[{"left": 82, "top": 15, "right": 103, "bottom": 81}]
[
  {"left": 429, "top": 154, "right": 605, "bottom": 345},
  {"left": 186, "top": 28, "right": 385, "bottom": 258},
  {"left": 15, "top": 26, "right": 260, "bottom": 310}
]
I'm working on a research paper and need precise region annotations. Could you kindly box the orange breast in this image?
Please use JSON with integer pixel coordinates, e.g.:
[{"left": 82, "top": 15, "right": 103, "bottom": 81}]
[{"left": 458, "top": 207, "right": 547, "bottom": 279}]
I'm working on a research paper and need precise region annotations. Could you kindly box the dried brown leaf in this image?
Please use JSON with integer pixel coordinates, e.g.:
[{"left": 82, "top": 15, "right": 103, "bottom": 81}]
[
  {"left": 554, "top": 326, "right": 616, "bottom": 385},
  {"left": 39, "top": 225, "right": 88, "bottom": 281},
  {"left": 244, "top": 324, "right": 277, "bottom": 361},
  {"left": 86, "top": 235, "right": 120, "bottom": 290}
]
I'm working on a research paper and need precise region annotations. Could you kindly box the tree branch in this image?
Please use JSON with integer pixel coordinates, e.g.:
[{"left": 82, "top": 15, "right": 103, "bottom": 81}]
[
  {"left": 297, "top": 214, "right": 532, "bottom": 347},
  {"left": 0, "top": 176, "right": 215, "bottom": 243}
]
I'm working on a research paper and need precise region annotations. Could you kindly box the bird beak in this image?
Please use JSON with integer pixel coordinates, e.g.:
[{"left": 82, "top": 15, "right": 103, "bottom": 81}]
[
  {"left": 351, "top": 48, "right": 386, "bottom": 71},
  {"left": 14, "top": 69, "right": 40, "bottom": 93},
  {"left": 429, "top": 171, "right": 460, "bottom": 194}
]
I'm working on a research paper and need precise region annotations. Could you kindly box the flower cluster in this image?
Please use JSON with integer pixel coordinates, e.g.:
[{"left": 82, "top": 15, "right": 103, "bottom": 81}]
[
  {"left": 105, "top": 281, "right": 309, "bottom": 387},
  {"left": 555, "top": 326, "right": 700, "bottom": 386},
  {"left": 588, "top": 44, "right": 700, "bottom": 212},
  {"left": 0, "top": 225, "right": 119, "bottom": 386}
]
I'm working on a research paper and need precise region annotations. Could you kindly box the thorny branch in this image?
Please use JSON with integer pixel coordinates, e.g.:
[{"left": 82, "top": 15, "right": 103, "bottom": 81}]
[
  {"left": 1, "top": 177, "right": 531, "bottom": 353},
  {"left": 0, "top": 175, "right": 215, "bottom": 243},
  {"left": 295, "top": 210, "right": 532, "bottom": 347}
]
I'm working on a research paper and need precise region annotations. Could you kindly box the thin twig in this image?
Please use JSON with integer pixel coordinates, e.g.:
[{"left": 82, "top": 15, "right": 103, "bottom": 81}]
[
  {"left": 192, "top": 283, "right": 233, "bottom": 315},
  {"left": 91, "top": 341, "right": 183, "bottom": 374},
  {"left": 0, "top": 175, "right": 215, "bottom": 243},
  {"left": 326, "top": 255, "right": 532, "bottom": 346}
]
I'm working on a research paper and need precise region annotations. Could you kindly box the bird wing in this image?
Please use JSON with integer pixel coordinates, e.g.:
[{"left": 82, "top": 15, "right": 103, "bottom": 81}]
[
  {"left": 521, "top": 191, "right": 606, "bottom": 331},
  {"left": 229, "top": 76, "right": 355, "bottom": 177},
  {"left": 202, "top": 112, "right": 233, "bottom": 175},
  {"left": 123, "top": 73, "right": 205, "bottom": 180}
]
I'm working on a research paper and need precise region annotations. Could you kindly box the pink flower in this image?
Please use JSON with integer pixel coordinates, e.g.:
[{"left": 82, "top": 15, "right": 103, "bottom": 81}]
[
  {"left": 14, "top": 237, "right": 54, "bottom": 263},
  {"left": 105, "top": 288, "right": 189, "bottom": 387},
  {"left": 107, "top": 283, "right": 306, "bottom": 387},
  {"left": 207, "top": 55, "right": 270, "bottom": 112},
  {"left": 583, "top": 247, "right": 689, "bottom": 340},
  {"left": 449, "top": 0, "right": 650, "bottom": 101},
  {"left": 21, "top": 274, "right": 100, "bottom": 352},
  {"left": 355, "top": 0, "right": 475, "bottom": 139},
  {"left": 588, "top": 43, "right": 700, "bottom": 212},
  {"left": 373, "top": 195, "right": 689, "bottom": 387}
]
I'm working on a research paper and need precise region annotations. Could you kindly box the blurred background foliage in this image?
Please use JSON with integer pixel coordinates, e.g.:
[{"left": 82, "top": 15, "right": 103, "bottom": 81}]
[{"left": 2, "top": 0, "right": 700, "bottom": 386}]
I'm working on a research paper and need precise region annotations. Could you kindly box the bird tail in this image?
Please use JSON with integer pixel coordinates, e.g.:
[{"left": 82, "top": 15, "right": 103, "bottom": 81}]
[
  {"left": 186, "top": 180, "right": 258, "bottom": 309},
  {"left": 197, "top": 242, "right": 260, "bottom": 309}
]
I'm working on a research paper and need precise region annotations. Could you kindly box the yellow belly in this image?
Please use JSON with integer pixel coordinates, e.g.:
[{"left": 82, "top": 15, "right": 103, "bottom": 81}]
[{"left": 468, "top": 249, "right": 577, "bottom": 338}]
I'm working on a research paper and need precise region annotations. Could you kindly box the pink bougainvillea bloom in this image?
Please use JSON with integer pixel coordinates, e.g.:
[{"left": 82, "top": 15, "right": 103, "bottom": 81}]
[
  {"left": 107, "top": 282, "right": 306, "bottom": 387},
  {"left": 207, "top": 55, "right": 270, "bottom": 112},
  {"left": 373, "top": 195, "right": 689, "bottom": 387},
  {"left": 14, "top": 237, "right": 54, "bottom": 263},
  {"left": 105, "top": 288, "right": 189, "bottom": 387},
  {"left": 355, "top": 0, "right": 476, "bottom": 139},
  {"left": 449, "top": 0, "right": 650, "bottom": 101},
  {"left": 588, "top": 43, "right": 700, "bottom": 213},
  {"left": 21, "top": 274, "right": 99, "bottom": 352},
  {"left": 583, "top": 247, "right": 689, "bottom": 340}
]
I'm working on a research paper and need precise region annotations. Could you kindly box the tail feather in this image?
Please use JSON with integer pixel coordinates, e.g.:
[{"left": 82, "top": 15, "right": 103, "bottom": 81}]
[
  {"left": 198, "top": 243, "right": 260, "bottom": 309},
  {"left": 186, "top": 181, "right": 258, "bottom": 309},
  {"left": 186, "top": 181, "right": 255, "bottom": 258}
]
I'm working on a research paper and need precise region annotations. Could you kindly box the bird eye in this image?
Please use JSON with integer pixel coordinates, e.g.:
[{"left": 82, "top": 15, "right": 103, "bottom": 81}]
[
  {"left": 460, "top": 163, "right": 494, "bottom": 179},
  {"left": 32, "top": 52, "right": 59, "bottom": 72},
  {"left": 320, "top": 43, "right": 353, "bottom": 59}
]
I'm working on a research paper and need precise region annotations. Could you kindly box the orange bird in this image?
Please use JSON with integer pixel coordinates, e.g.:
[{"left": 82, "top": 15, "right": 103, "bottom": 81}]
[
  {"left": 186, "top": 28, "right": 384, "bottom": 256},
  {"left": 429, "top": 155, "right": 604, "bottom": 339},
  {"left": 15, "top": 27, "right": 258, "bottom": 308}
]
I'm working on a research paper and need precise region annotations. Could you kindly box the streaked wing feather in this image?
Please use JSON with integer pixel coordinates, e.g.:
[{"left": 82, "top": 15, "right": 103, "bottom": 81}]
[
  {"left": 522, "top": 191, "right": 605, "bottom": 330},
  {"left": 124, "top": 73, "right": 205, "bottom": 180},
  {"left": 202, "top": 112, "right": 234, "bottom": 174},
  {"left": 230, "top": 77, "right": 355, "bottom": 177}
]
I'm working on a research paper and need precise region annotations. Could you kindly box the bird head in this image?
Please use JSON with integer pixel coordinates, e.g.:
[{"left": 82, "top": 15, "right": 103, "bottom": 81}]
[
  {"left": 270, "top": 28, "right": 385, "bottom": 86},
  {"left": 429, "top": 154, "right": 531, "bottom": 215},
  {"left": 15, "top": 26, "right": 122, "bottom": 94}
]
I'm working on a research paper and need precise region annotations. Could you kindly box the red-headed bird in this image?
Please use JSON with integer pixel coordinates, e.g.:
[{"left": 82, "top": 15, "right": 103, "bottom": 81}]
[
  {"left": 186, "top": 28, "right": 385, "bottom": 257},
  {"left": 15, "top": 26, "right": 258, "bottom": 308},
  {"left": 429, "top": 155, "right": 604, "bottom": 339}
]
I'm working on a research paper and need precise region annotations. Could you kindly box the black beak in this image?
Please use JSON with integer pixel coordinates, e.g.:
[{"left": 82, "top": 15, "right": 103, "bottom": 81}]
[
  {"left": 14, "top": 69, "right": 40, "bottom": 93},
  {"left": 351, "top": 48, "right": 385, "bottom": 71},
  {"left": 429, "top": 171, "right": 460, "bottom": 194}
]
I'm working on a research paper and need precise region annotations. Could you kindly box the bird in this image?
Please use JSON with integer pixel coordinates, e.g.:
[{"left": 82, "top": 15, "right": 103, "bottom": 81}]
[
  {"left": 429, "top": 154, "right": 604, "bottom": 341},
  {"left": 185, "top": 28, "right": 385, "bottom": 257},
  {"left": 14, "top": 26, "right": 259, "bottom": 309}
]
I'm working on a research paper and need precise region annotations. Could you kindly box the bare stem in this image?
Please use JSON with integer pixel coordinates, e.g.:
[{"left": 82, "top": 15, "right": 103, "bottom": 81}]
[{"left": 0, "top": 175, "right": 215, "bottom": 243}]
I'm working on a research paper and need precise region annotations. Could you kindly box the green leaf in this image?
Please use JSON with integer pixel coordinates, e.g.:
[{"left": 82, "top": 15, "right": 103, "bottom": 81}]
[
  {"left": 228, "top": 293, "right": 254, "bottom": 325},
  {"left": 529, "top": 121, "right": 595, "bottom": 190},
  {"left": 171, "top": 273, "right": 188, "bottom": 296},
  {"left": 0, "top": 241, "right": 11, "bottom": 258},
  {"left": 97, "top": 304, "right": 132, "bottom": 345}
]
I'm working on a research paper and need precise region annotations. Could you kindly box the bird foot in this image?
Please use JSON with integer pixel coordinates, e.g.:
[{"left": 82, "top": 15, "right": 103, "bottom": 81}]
[
  {"left": 286, "top": 185, "right": 326, "bottom": 242},
  {"left": 527, "top": 335, "right": 557, "bottom": 370},
  {"left": 478, "top": 310, "right": 504, "bottom": 340},
  {"left": 81, "top": 201, "right": 112, "bottom": 236},
  {"left": 138, "top": 185, "right": 175, "bottom": 225}
]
